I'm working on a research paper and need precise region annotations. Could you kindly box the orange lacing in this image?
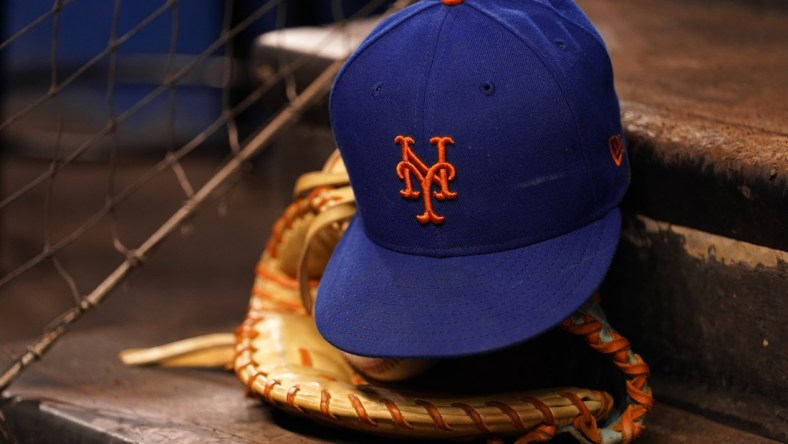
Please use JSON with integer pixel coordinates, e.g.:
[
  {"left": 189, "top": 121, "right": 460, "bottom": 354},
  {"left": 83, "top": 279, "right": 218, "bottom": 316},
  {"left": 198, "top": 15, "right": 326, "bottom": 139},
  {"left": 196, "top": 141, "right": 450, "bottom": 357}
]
[
  {"left": 560, "top": 301, "right": 654, "bottom": 444},
  {"left": 235, "top": 181, "right": 346, "bottom": 388},
  {"left": 265, "top": 186, "right": 339, "bottom": 258},
  {"left": 561, "top": 391, "right": 602, "bottom": 443},
  {"left": 255, "top": 266, "right": 298, "bottom": 288},
  {"left": 608, "top": 134, "right": 625, "bottom": 167},
  {"left": 515, "top": 397, "right": 556, "bottom": 443},
  {"left": 250, "top": 288, "right": 307, "bottom": 314}
]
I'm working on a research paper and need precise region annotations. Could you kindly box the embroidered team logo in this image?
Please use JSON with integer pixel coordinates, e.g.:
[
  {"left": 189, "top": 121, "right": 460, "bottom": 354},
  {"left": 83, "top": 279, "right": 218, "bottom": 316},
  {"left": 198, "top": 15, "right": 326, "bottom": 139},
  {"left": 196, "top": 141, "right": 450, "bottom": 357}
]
[{"left": 395, "top": 135, "right": 457, "bottom": 225}]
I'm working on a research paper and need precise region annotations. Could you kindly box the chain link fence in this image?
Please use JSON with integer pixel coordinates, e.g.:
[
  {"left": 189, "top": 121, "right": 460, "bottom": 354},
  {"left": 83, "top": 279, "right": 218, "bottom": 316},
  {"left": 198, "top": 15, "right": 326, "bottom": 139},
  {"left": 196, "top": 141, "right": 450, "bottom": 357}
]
[{"left": 0, "top": 0, "right": 401, "bottom": 391}]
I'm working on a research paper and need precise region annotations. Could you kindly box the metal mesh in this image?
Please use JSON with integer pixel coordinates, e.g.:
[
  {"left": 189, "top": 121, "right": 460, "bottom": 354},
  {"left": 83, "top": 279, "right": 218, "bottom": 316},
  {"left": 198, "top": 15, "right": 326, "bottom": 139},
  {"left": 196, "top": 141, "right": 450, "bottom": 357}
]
[{"left": 0, "top": 0, "right": 406, "bottom": 391}]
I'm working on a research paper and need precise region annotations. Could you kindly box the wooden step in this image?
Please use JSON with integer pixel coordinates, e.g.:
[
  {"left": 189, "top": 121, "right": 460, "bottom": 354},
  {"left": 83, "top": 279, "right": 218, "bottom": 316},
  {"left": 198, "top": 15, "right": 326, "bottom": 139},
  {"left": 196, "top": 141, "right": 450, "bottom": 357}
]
[
  {"left": 579, "top": 1, "right": 787, "bottom": 441},
  {"left": 1, "top": 327, "right": 782, "bottom": 444}
]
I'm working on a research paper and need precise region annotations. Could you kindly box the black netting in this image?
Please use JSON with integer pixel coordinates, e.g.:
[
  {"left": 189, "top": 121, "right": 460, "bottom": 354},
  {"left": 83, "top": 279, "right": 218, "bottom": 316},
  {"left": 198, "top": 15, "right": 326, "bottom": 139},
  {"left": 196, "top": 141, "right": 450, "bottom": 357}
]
[{"left": 0, "top": 0, "right": 401, "bottom": 391}]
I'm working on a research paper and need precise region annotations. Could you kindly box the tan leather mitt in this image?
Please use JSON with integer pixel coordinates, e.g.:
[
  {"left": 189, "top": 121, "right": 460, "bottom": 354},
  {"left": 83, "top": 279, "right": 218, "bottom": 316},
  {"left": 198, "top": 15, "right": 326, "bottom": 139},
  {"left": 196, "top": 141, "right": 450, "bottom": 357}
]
[
  {"left": 234, "top": 151, "right": 652, "bottom": 443},
  {"left": 122, "top": 151, "right": 652, "bottom": 444}
]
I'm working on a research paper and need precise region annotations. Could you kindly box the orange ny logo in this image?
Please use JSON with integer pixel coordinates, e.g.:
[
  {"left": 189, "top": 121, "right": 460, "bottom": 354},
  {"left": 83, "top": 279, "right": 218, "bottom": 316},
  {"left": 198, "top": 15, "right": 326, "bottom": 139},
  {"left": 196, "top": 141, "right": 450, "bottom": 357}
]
[{"left": 395, "top": 135, "right": 457, "bottom": 225}]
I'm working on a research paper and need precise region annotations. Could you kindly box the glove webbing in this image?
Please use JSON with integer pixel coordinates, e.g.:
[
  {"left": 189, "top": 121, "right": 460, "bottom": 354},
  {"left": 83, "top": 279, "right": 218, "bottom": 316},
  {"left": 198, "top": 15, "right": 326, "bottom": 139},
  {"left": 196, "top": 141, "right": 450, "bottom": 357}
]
[{"left": 560, "top": 302, "right": 654, "bottom": 444}]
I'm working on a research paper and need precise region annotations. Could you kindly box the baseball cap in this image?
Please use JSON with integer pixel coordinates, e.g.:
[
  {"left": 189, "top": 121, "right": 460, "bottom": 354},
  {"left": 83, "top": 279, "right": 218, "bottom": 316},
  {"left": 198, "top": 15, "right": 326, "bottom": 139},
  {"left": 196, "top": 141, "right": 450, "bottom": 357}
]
[{"left": 315, "top": 0, "right": 630, "bottom": 358}]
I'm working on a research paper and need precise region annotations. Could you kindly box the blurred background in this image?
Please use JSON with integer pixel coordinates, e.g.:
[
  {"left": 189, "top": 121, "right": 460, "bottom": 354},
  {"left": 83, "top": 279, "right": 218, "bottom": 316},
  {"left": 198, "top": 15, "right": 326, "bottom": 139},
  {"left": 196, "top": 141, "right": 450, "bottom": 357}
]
[{"left": 0, "top": 0, "right": 395, "bottom": 344}]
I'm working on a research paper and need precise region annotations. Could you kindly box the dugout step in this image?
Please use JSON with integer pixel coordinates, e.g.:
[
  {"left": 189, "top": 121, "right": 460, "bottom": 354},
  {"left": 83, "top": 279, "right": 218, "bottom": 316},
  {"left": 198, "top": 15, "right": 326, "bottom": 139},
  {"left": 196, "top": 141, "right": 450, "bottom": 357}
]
[
  {"left": 0, "top": 325, "right": 783, "bottom": 444},
  {"left": 584, "top": 1, "right": 788, "bottom": 441}
]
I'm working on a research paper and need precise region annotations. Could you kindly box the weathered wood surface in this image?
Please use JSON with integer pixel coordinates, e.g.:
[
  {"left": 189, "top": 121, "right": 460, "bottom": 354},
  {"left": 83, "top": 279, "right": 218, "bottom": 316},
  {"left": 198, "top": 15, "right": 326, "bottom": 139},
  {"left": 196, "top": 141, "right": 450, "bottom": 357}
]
[
  {"left": 0, "top": 325, "right": 402, "bottom": 444},
  {"left": 604, "top": 215, "right": 788, "bottom": 441},
  {"left": 583, "top": 0, "right": 788, "bottom": 252},
  {"left": 582, "top": 1, "right": 788, "bottom": 439},
  {"left": 1, "top": 325, "right": 781, "bottom": 444}
]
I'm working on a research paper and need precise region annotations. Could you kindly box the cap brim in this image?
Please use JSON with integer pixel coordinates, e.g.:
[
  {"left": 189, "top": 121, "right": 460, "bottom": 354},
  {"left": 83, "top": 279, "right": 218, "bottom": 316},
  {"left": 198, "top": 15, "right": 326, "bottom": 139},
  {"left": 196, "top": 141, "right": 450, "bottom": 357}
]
[{"left": 315, "top": 208, "right": 621, "bottom": 358}]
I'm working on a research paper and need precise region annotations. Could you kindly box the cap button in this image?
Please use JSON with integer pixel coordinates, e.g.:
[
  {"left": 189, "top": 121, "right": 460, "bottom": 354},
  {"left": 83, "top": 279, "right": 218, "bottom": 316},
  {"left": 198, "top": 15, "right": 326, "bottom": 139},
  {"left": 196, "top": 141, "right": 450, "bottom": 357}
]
[{"left": 442, "top": 0, "right": 464, "bottom": 5}]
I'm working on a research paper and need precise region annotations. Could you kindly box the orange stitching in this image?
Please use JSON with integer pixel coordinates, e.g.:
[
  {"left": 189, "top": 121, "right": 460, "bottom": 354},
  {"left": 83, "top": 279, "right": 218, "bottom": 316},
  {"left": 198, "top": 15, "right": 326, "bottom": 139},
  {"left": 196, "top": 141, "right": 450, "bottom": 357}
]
[
  {"left": 234, "top": 359, "right": 254, "bottom": 372},
  {"left": 267, "top": 201, "right": 300, "bottom": 257},
  {"left": 516, "top": 396, "right": 557, "bottom": 443},
  {"left": 235, "top": 340, "right": 253, "bottom": 352},
  {"left": 561, "top": 307, "right": 654, "bottom": 443},
  {"left": 565, "top": 317, "right": 602, "bottom": 336},
  {"left": 250, "top": 288, "right": 306, "bottom": 313},
  {"left": 351, "top": 374, "right": 366, "bottom": 386},
  {"left": 239, "top": 318, "right": 258, "bottom": 329},
  {"left": 609, "top": 134, "right": 625, "bottom": 167},
  {"left": 316, "top": 374, "right": 337, "bottom": 382},
  {"left": 255, "top": 266, "right": 317, "bottom": 290},
  {"left": 450, "top": 403, "right": 489, "bottom": 433},
  {"left": 265, "top": 186, "right": 335, "bottom": 257},
  {"left": 262, "top": 379, "right": 280, "bottom": 402},
  {"left": 514, "top": 424, "right": 556, "bottom": 444},
  {"left": 320, "top": 389, "right": 336, "bottom": 418},
  {"left": 521, "top": 397, "right": 555, "bottom": 425},
  {"left": 561, "top": 392, "right": 594, "bottom": 423},
  {"left": 415, "top": 400, "right": 452, "bottom": 431},
  {"left": 486, "top": 401, "right": 526, "bottom": 432},
  {"left": 429, "top": 137, "right": 459, "bottom": 201},
  {"left": 286, "top": 385, "right": 302, "bottom": 410},
  {"left": 383, "top": 399, "right": 414, "bottom": 429},
  {"left": 242, "top": 309, "right": 264, "bottom": 320},
  {"left": 238, "top": 316, "right": 257, "bottom": 327},
  {"left": 395, "top": 136, "right": 423, "bottom": 199},
  {"left": 348, "top": 394, "right": 378, "bottom": 427},
  {"left": 233, "top": 324, "right": 247, "bottom": 337},
  {"left": 255, "top": 265, "right": 298, "bottom": 288},
  {"left": 298, "top": 348, "right": 313, "bottom": 367},
  {"left": 234, "top": 324, "right": 257, "bottom": 338},
  {"left": 395, "top": 135, "right": 457, "bottom": 225},
  {"left": 234, "top": 318, "right": 260, "bottom": 338},
  {"left": 560, "top": 391, "right": 601, "bottom": 444}
]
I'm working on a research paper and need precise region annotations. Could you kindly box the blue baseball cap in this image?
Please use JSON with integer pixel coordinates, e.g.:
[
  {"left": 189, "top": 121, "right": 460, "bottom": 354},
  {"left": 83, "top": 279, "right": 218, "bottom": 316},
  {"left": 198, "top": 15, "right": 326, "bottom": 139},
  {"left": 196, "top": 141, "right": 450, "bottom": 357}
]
[{"left": 315, "top": 0, "right": 630, "bottom": 358}]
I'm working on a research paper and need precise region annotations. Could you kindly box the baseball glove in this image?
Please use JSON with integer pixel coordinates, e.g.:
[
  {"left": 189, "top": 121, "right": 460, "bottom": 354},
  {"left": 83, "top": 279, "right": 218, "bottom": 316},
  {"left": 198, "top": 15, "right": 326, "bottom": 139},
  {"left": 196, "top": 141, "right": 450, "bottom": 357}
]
[{"left": 121, "top": 150, "right": 653, "bottom": 444}]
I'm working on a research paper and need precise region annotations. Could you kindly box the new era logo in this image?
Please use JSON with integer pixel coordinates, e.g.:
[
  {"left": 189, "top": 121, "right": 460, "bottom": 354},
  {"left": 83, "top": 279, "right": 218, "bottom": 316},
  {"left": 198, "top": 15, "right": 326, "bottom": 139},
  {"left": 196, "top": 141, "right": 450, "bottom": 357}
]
[
  {"left": 395, "top": 135, "right": 457, "bottom": 225},
  {"left": 609, "top": 134, "right": 625, "bottom": 167}
]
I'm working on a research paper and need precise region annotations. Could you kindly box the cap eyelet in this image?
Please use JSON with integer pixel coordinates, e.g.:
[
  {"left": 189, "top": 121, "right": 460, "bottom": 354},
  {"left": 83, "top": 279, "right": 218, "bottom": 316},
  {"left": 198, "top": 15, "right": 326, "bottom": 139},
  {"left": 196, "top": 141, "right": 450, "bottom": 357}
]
[
  {"left": 554, "top": 39, "right": 568, "bottom": 49},
  {"left": 480, "top": 81, "right": 495, "bottom": 96},
  {"left": 372, "top": 82, "right": 383, "bottom": 97}
]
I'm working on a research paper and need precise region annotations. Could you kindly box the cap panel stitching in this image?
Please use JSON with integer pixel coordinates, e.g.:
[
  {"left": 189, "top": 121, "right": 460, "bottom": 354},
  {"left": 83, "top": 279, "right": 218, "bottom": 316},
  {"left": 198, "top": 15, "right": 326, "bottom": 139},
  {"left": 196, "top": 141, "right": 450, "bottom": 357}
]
[
  {"left": 417, "top": 4, "right": 452, "bottom": 147},
  {"left": 333, "top": 2, "right": 620, "bottom": 258},
  {"left": 421, "top": 7, "right": 458, "bottom": 250},
  {"left": 463, "top": 2, "right": 599, "bottom": 211},
  {"left": 523, "top": 0, "right": 610, "bottom": 53},
  {"left": 329, "top": 2, "right": 439, "bottom": 122}
]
